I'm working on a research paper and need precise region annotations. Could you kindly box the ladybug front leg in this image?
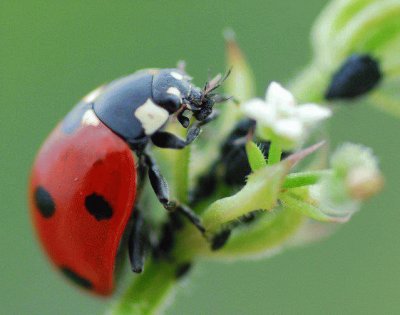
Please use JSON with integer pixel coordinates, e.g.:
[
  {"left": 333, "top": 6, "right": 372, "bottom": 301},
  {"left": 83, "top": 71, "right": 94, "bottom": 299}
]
[
  {"left": 142, "top": 153, "right": 205, "bottom": 234},
  {"left": 150, "top": 125, "right": 200, "bottom": 149},
  {"left": 151, "top": 110, "right": 219, "bottom": 149}
]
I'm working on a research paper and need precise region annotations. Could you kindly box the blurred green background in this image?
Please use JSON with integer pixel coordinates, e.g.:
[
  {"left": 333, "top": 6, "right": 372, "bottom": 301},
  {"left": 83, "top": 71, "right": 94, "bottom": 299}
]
[{"left": 2, "top": 0, "right": 400, "bottom": 314}]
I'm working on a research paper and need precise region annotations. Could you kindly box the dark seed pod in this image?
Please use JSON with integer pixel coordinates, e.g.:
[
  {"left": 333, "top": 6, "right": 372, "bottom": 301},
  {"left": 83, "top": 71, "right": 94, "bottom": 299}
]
[{"left": 325, "top": 54, "right": 382, "bottom": 100}]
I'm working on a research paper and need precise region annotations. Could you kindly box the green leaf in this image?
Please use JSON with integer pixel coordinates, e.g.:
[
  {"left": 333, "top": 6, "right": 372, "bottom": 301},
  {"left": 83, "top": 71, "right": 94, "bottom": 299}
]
[
  {"left": 312, "top": 0, "right": 400, "bottom": 65},
  {"left": 245, "top": 141, "right": 267, "bottom": 171},
  {"left": 280, "top": 190, "right": 351, "bottom": 223},
  {"left": 282, "top": 170, "right": 332, "bottom": 189},
  {"left": 224, "top": 29, "right": 255, "bottom": 103},
  {"left": 219, "top": 29, "right": 256, "bottom": 137}
]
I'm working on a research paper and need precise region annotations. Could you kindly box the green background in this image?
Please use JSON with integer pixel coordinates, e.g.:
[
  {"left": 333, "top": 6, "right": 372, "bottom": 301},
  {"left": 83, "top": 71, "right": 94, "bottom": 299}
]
[{"left": 2, "top": 1, "right": 400, "bottom": 314}]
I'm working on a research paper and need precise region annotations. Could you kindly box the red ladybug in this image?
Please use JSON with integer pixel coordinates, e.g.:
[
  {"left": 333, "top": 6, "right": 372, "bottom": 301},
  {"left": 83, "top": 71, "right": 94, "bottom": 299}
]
[{"left": 29, "top": 68, "right": 226, "bottom": 296}]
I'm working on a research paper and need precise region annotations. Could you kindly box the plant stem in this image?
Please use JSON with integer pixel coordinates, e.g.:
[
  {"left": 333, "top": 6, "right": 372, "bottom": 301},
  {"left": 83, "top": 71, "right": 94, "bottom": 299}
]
[
  {"left": 108, "top": 260, "right": 177, "bottom": 315},
  {"left": 283, "top": 170, "right": 331, "bottom": 189},
  {"left": 210, "top": 207, "right": 304, "bottom": 259},
  {"left": 172, "top": 147, "right": 190, "bottom": 203},
  {"left": 202, "top": 162, "right": 289, "bottom": 234},
  {"left": 168, "top": 124, "right": 191, "bottom": 203}
]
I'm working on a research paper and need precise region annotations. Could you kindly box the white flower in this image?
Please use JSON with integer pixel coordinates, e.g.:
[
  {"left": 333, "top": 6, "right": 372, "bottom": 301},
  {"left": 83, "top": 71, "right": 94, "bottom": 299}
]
[{"left": 241, "top": 82, "right": 331, "bottom": 148}]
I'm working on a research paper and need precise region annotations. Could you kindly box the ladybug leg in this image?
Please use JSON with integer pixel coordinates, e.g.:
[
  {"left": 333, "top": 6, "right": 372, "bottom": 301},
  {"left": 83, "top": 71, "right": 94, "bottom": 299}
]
[
  {"left": 177, "top": 110, "right": 190, "bottom": 128},
  {"left": 143, "top": 153, "right": 205, "bottom": 234},
  {"left": 151, "top": 110, "right": 219, "bottom": 149},
  {"left": 128, "top": 207, "right": 146, "bottom": 273},
  {"left": 192, "top": 109, "right": 219, "bottom": 126},
  {"left": 150, "top": 126, "right": 201, "bottom": 149}
]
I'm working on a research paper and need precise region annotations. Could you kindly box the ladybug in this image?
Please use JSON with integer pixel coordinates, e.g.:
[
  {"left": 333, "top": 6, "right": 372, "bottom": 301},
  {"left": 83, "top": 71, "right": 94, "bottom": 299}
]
[{"left": 29, "top": 67, "right": 227, "bottom": 296}]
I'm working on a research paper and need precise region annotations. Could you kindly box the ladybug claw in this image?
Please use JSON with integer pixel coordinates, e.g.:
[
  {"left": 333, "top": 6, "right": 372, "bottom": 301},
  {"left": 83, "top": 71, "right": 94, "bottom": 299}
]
[
  {"left": 164, "top": 201, "right": 177, "bottom": 212},
  {"left": 186, "top": 126, "right": 201, "bottom": 145}
]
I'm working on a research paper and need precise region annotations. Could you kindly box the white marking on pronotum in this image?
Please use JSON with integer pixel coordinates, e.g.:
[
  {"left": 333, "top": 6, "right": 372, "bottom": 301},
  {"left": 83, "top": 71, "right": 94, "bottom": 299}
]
[
  {"left": 167, "top": 87, "right": 181, "bottom": 99},
  {"left": 83, "top": 85, "right": 104, "bottom": 103},
  {"left": 170, "top": 71, "right": 184, "bottom": 80},
  {"left": 81, "top": 109, "right": 100, "bottom": 127},
  {"left": 134, "top": 99, "right": 169, "bottom": 135}
]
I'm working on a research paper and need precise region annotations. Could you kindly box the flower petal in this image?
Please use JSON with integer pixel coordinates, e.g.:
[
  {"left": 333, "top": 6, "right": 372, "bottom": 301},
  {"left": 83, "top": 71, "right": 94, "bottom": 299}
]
[
  {"left": 296, "top": 103, "right": 332, "bottom": 125},
  {"left": 241, "top": 99, "right": 275, "bottom": 125},
  {"left": 266, "top": 82, "right": 296, "bottom": 108},
  {"left": 273, "top": 118, "right": 304, "bottom": 141}
]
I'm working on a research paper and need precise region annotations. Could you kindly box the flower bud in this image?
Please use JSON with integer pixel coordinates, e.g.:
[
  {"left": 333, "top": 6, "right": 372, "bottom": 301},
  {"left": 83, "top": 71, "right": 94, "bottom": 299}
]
[{"left": 309, "top": 143, "right": 383, "bottom": 220}]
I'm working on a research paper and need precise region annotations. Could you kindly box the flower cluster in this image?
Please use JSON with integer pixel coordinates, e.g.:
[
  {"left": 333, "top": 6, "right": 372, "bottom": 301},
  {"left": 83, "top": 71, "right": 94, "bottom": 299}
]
[{"left": 241, "top": 81, "right": 331, "bottom": 149}]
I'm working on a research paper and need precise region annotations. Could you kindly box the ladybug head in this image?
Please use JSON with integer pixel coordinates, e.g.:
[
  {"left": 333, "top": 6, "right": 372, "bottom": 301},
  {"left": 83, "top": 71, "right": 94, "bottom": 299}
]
[{"left": 184, "top": 70, "right": 231, "bottom": 122}]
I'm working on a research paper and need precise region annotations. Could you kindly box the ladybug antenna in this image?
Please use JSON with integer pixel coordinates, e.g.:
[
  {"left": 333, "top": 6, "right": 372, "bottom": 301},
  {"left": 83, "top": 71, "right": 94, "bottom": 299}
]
[
  {"left": 211, "top": 93, "right": 235, "bottom": 104},
  {"left": 201, "top": 68, "right": 232, "bottom": 102}
]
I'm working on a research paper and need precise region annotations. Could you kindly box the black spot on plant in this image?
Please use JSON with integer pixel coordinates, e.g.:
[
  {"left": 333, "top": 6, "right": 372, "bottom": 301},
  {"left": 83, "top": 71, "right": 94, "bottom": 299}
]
[
  {"left": 85, "top": 193, "right": 113, "bottom": 221},
  {"left": 35, "top": 186, "right": 55, "bottom": 218},
  {"left": 61, "top": 267, "right": 93, "bottom": 290}
]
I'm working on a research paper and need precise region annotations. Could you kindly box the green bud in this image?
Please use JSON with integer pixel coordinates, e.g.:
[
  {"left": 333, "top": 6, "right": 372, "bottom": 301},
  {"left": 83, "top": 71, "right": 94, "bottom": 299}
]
[
  {"left": 330, "top": 143, "right": 384, "bottom": 200},
  {"left": 284, "top": 143, "right": 383, "bottom": 223}
]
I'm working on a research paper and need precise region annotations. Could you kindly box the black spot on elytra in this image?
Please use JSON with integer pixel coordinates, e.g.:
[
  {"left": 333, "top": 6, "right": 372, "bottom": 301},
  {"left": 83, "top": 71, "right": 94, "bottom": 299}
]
[
  {"left": 85, "top": 193, "right": 113, "bottom": 221},
  {"left": 34, "top": 186, "right": 55, "bottom": 218},
  {"left": 61, "top": 267, "right": 93, "bottom": 290}
]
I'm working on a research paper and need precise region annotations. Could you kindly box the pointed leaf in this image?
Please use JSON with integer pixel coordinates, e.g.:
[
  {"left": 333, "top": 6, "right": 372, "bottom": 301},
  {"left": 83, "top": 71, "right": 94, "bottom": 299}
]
[{"left": 246, "top": 141, "right": 267, "bottom": 171}]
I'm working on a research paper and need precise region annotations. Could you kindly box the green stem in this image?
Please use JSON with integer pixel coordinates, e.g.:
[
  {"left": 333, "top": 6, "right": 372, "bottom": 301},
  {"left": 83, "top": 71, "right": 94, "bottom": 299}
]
[
  {"left": 283, "top": 170, "right": 331, "bottom": 189},
  {"left": 108, "top": 260, "right": 177, "bottom": 315},
  {"left": 202, "top": 162, "right": 289, "bottom": 234},
  {"left": 267, "top": 140, "right": 282, "bottom": 165},
  {"left": 169, "top": 124, "right": 191, "bottom": 203},
  {"left": 172, "top": 146, "right": 190, "bottom": 203}
]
